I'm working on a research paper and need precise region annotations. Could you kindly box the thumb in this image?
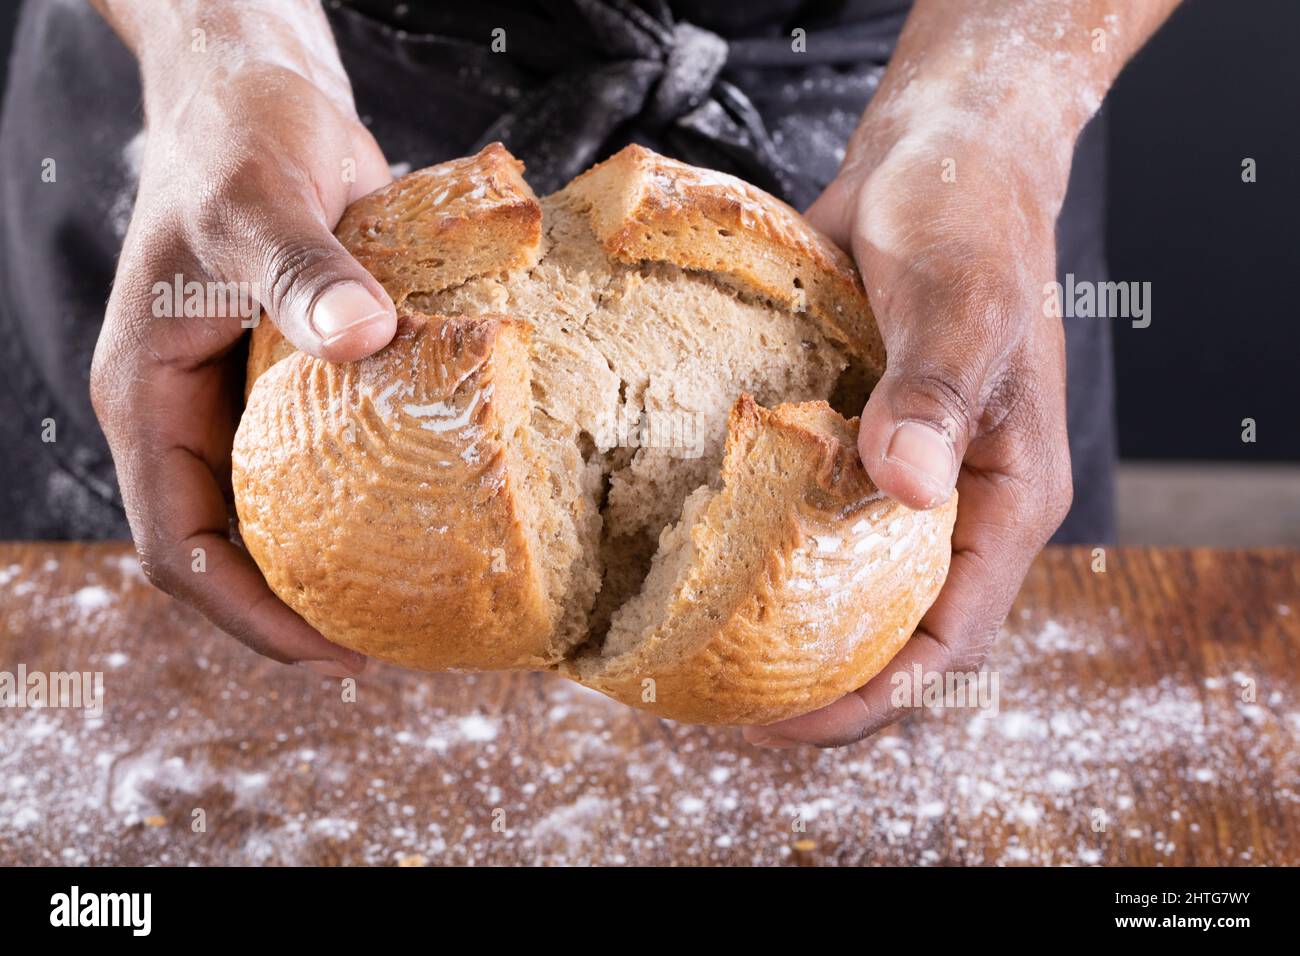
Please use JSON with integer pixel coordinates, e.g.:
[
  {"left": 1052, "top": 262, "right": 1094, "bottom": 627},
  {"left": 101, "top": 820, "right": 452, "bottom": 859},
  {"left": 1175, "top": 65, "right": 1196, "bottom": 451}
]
[
  {"left": 858, "top": 339, "right": 996, "bottom": 511},
  {"left": 806, "top": 177, "right": 971, "bottom": 509},
  {"left": 197, "top": 161, "right": 397, "bottom": 362},
  {"left": 249, "top": 207, "right": 398, "bottom": 362}
]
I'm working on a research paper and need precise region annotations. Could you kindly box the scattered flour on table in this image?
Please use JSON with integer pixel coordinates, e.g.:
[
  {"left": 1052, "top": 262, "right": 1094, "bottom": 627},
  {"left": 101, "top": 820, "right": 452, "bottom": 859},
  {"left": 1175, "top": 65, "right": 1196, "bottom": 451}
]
[
  {"left": 531, "top": 795, "right": 614, "bottom": 853},
  {"left": 72, "top": 586, "right": 114, "bottom": 615},
  {"left": 457, "top": 714, "right": 498, "bottom": 743},
  {"left": 3, "top": 557, "right": 1298, "bottom": 865}
]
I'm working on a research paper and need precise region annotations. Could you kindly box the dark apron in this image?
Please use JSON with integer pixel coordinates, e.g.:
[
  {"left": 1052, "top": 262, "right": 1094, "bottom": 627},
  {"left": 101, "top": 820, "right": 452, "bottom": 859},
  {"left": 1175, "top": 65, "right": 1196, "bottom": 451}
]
[{"left": 0, "top": 0, "right": 1114, "bottom": 542}]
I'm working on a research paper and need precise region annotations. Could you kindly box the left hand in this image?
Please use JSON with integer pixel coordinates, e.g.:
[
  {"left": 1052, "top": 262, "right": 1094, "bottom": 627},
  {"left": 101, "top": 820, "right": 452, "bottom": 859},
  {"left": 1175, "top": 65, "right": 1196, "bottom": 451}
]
[
  {"left": 744, "top": 0, "right": 1184, "bottom": 748},
  {"left": 745, "top": 98, "right": 1075, "bottom": 748}
]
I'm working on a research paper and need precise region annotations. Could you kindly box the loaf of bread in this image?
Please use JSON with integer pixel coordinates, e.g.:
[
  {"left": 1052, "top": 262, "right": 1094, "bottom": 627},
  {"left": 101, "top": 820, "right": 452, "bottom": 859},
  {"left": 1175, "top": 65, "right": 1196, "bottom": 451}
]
[{"left": 232, "top": 143, "right": 956, "bottom": 725}]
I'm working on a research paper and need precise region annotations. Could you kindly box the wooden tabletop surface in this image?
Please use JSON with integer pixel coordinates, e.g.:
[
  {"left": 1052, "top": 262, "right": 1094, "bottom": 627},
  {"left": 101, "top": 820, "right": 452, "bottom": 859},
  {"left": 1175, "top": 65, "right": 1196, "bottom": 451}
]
[{"left": 1, "top": 542, "right": 1297, "bottom": 866}]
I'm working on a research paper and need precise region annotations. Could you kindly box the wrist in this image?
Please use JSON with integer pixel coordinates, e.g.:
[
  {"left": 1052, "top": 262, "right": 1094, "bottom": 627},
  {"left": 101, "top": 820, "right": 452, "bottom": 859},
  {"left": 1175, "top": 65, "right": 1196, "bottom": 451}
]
[
  {"left": 871, "top": 53, "right": 1089, "bottom": 173},
  {"left": 838, "top": 47, "right": 1091, "bottom": 232},
  {"left": 842, "top": 2, "right": 1140, "bottom": 204},
  {"left": 101, "top": 1, "right": 353, "bottom": 122}
]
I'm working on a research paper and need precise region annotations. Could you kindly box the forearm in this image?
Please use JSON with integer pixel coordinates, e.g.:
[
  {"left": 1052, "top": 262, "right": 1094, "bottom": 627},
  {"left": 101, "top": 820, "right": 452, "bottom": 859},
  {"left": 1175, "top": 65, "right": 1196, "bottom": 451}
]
[
  {"left": 848, "top": 0, "right": 1182, "bottom": 204},
  {"left": 87, "top": 0, "right": 350, "bottom": 116}
]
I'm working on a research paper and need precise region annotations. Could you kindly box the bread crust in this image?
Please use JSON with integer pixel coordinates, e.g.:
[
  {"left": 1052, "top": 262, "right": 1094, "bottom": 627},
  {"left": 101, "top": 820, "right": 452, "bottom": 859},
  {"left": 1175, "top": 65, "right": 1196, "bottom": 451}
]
[
  {"left": 234, "top": 313, "right": 565, "bottom": 670},
  {"left": 334, "top": 142, "right": 543, "bottom": 301},
  {"left": 566, "top": 397, "right": 956, "bottom": 725},
  {"left": 233, "top": 143, "right": 955, "bottom": 725},
  {"left": 560, "top": 145, "right": 885, "bottom": 378},
  {"left": 245, "top": 143, "right": 543, "bottom": 395}
]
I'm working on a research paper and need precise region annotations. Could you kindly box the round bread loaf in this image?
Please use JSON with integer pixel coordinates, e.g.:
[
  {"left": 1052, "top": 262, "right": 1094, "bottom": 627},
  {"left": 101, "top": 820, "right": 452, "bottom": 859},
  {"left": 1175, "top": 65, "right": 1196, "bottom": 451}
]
[{"left": 232, "top": 143, "right": 956, "bottom": 725}]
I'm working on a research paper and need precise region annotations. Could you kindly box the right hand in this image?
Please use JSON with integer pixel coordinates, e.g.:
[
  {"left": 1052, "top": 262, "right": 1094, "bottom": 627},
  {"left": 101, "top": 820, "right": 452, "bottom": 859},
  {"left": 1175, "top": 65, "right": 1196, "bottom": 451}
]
[{"left": 91, "top": 41, "right": 394, "bottom": 675}]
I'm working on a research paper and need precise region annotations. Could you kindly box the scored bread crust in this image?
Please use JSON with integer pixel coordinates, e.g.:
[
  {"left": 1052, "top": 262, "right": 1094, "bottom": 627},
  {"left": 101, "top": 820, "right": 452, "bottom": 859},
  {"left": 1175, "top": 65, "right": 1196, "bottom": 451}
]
[
  {"left": 560, "top": 145, "right": 885, "bottom": 377},
  {"left": 247, "top": 143, "right": 883, "bottom": 394},
  {"left": 234, "top": 314, "right": 566, "bottom": 670},
  {"left": 566, "top": 397, "right": 957, "bottom": 725},
  {"left": 333, "top": 143, "right": 543, "bottom": 302},
  {"left": 233, "top": 142, "right": 955, "bottom": 725},
  {"left": 244, "top": 143, "right": 543, "bottom": 396}
]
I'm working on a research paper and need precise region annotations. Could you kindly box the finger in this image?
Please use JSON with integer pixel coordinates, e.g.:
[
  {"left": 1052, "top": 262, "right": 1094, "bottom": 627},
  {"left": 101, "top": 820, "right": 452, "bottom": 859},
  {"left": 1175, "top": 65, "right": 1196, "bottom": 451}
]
[
  {"left": 94, "top": 346, "right": 367, "bottom": 672},
  {"left": 745, "top": 627, "right": 952, "bottom": 748},
  {"left": 856, "top": 277, "right": 1026, "bottom": 510},
  {"left": 347, "top": 122, "right": 393, "bottom": 201},
  {"left": 192, "top": 169, "right": 397, "bottom": 362},
  {"left": 803, "top": 174, "right": 858, "bottom": 248},
  {"left": 140, "top": 441, "right": 369, "bottom": 672},
  {"left": 748, "top": 332, "right": 1072, "bottom": 748}
]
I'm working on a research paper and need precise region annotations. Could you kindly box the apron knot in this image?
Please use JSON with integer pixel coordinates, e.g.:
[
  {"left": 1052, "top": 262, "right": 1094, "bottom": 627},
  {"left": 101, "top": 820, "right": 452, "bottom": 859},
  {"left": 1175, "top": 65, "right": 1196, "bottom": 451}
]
[{"left": 646, "top": 22, "right": 728, "bottom": 129}]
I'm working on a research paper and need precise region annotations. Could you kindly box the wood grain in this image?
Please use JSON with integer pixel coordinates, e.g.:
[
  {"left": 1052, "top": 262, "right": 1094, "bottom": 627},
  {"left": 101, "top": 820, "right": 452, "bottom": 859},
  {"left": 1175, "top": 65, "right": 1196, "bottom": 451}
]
[{"left": 1, "top": 543, "right": 1296, "bottom": 866}]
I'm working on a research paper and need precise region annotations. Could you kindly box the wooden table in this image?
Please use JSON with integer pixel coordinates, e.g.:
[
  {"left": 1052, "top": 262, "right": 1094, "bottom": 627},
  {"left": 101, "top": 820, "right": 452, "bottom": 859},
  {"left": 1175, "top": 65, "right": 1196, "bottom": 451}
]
[{"left": 1, "top": 543, "right": 1297, "bottom": 866}]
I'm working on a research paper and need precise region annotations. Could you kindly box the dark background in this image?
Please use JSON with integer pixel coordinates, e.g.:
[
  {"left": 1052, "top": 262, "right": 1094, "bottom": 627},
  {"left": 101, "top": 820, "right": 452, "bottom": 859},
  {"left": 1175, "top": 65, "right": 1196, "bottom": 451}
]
[
  {"left": 1104, "top": 0, "right": 1298, "bottom": 462},
  {"left": 0, "top": 0, "right": 1293, "bottom": 462}
]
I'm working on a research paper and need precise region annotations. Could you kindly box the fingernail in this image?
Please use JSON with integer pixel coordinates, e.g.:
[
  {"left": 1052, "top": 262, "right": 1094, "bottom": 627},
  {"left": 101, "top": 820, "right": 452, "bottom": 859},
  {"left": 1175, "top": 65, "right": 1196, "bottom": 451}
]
[
  {"left": 743, "top": 728, "right": 799, "bottom": 750},
  {"left": 299, "top": 658, "right": 363, "bottom": 679},
  {"left": 310, "top": 283, "right": 392, "bottom": 346},
  {"left": 885, "top": 420, "right": 955, "bottom": 494}
]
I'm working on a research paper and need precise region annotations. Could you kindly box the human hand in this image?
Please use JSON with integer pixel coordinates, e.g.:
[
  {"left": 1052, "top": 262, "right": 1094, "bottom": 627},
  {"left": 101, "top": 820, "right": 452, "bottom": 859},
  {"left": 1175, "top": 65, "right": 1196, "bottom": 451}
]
[
  {"left": 748, "top": 0, "right": 1183, "bottom": 746},
  {"left": 745, "top": 21, "right": 1089, "bottom": 747},
  {"left": 90, "top": 3, "right": 394, "bottom": 675}
]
